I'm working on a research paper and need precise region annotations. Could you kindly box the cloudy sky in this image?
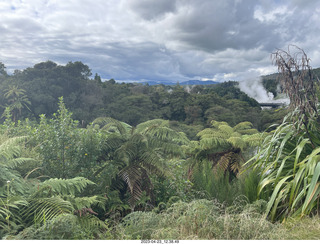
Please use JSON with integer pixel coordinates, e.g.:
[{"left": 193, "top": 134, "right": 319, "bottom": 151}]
[{"left": 1, "top": 0, "right": 320, "bottom": 82}]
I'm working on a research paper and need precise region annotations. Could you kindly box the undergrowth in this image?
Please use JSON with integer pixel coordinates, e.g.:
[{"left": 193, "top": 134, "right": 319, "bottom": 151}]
[{"left": 114, "top": 198, "right": 284, "bottom": 240}]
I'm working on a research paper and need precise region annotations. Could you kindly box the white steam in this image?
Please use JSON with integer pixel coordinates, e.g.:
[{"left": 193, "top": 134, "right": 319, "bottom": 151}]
[{"left": 239, "top": 77, "right": 290, "bottom": 104}]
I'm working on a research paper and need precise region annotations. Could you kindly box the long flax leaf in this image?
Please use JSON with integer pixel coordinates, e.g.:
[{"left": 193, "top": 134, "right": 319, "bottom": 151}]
[
  {"left": 266, "top": 175, "right": 292, "bottom": 219},
  {"left": 302, "top": 162, "right": 320, "bottom": 215}
]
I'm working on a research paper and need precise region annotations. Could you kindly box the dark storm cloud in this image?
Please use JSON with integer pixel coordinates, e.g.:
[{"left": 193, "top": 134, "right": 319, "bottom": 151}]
[
  {"left": 129, "top": 0, "right": 177, "bottom": 21},
  {"left": 168, "top": 0, "right": 282, "bottom": 52}
]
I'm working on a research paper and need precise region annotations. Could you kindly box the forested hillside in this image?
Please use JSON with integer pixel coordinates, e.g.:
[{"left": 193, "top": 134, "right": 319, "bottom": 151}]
[{"left": 0, "top": 61, "right": 286, "bottom": 132}]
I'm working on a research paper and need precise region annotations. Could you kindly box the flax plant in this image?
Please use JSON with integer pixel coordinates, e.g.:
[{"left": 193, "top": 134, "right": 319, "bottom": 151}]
[{"left": 247, "top": 46, "right": 320, "bottom": 221}]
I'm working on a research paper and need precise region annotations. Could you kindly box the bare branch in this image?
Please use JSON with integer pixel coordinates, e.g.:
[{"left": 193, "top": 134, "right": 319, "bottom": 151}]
[{"left": 271, "top": 45, "right": 319, "bottom": 126}]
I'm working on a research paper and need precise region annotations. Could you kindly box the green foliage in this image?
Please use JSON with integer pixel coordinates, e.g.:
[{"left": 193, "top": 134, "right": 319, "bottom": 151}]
[
  {"left": 0, "top": 60, "right": 278, "bottom": 132},
  {"left": 32, "top": 177, "right": 95, "bottom": 197},
  {"left": 30, "top": 97, "right": 105, "bottom": 179},
  {"left": 0, "top": 134, "right": 35, "bottom": 194},
  {"left": 94, "top": 117, "right": 190, "bottom": 210},
  {"left": 22, "top": 197, "right": 74, "bottom": 226},
  {"left": 10, "top": 213, "right": 109, "bottom": 240},
  {"left": 152, "top": 159, "right": 193, "bottom": 204},
  {"left": 191, "top": 159, "right": 263, "bottom": 205},
  {"left": 3, "top": 85, "right": 31, "bottom": 122},
  {"left": 0, "top": 129, "right": 105, "bottom": 239},
  {"left": 248, "top": 111, "right": 320, "bottom": 221},
  {"left": 191, "top": 160, "right": 240, "bottom": 204},
  {"left": 3, "top": 59, "right": 319, "bottom": 239},
  {"left": 191, "top": 120, "right": 262, "bottom": 182},
  {"left": 0, "top": 135, "right": 33, "bottom": 237}
]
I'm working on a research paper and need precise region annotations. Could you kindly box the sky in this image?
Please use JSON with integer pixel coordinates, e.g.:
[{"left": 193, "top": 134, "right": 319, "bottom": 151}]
[{"left": 1, "top": 0, "right": 320, "bottom": 83}]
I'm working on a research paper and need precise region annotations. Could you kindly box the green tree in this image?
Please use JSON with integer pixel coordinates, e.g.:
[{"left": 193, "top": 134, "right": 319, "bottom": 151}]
[
  {"left": 3, "top": 86, "right": 31, "bottom": 122},
  {"left": 168, "top": 85, "right": 190, "bottom": 121},
  {"left": 31, "top": 97, "right": 105, "bottom": 179},
  {"left": 0, "top": 62, "right": 7, "bottom": 76}
]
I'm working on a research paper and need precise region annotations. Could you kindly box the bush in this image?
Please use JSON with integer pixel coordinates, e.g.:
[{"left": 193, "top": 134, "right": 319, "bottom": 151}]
[{"left": 8, "top": 214, "right": 110, "bottom": 240}]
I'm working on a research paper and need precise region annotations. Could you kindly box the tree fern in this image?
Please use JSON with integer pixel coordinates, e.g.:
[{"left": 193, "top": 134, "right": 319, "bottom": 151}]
[
  {"left": 96, "top": 117, "right": 190, "bottom": 209},
  {"left": 191, "top": 120, "right": 262, "bottom": 182}
]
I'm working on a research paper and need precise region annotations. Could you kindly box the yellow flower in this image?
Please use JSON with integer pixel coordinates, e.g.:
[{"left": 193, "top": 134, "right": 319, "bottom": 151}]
[{"left": 85, "top": 153, "right": 88, "bottom": 156}]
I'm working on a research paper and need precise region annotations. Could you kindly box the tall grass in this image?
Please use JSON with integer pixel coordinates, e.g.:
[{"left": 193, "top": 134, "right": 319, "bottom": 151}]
[
  {"left": 114, "top": 199, "right": 284, "bottom": 240},
  {"left": 114, "top": 198, "right": 320, "bottom": 240}
]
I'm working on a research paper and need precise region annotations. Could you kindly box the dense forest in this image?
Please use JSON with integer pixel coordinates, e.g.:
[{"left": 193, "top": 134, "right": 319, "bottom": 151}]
[
  {"left": 1, "top": 48, "right": 320, "bottom": 240},
  {"left": 0, "top": 60, "right": 286, "bottom": 131}
]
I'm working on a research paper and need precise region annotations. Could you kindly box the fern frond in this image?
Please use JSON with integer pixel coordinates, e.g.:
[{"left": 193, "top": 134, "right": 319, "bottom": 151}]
[
  {"left": 243, "top": 133, "right": 266, "bottom": 147},
  {"left": 218, "top": 124, "right": 234, "bottom": 135},
  {"left": 77, "top": 214, "right": 108, "bottom": 231},
  {"left": 0, "top": 166, "right": 26, "bottom": 194},
  {"left": 148, "top": 137, "right": 184, "bottom": 158},
  {"left": 216, "top": 151, "right": 241, "bottom": 176},
  {"left": 237, "top": 128, "right": 259, "bottom": 135},
  {"left": 199, "top": 137, "right": 229, "bottom": 150},
  {"left": 34, "top": 177, "right": 95, "bottom": 197},
  {"left": 93, "top": 117, "right": 132, "bottom": 135},
  {"left": 67, "top": 196, "right": 102, "bottom": 211},
  {"left": 119, "top": 166, "right": 141, "bottom": 194},
  {"left": 4, "top": 158, "right": 35, "bottom": 169},
  {"left": 143, "top": 125, "right": 188, "bottom": 144},
  {"left": 103, "top": 134, "right": 126, "bottom": 151},
  {"left": 233, "top": 121, "right": 254, "bottom": 131},
  {"left": 217, "top": 152, "right": 232, "bottom": 172},
  {"left": 210, "top": 120, "right": 229, "bottom": 128},
  {"left": 22, "top": 197, "right": 74, "bottom": 225},
  {"left": 196, "top": 128, "right": 216, "bottom": 138},
  {"left": 227, "top": 137, "right": 246, "bottom": 150},
  {"left": 197, "top": 129, "right": 227, "bottom": 140},
  {"left": 136, "top": 119, "right": 169, "bottom": 133}
]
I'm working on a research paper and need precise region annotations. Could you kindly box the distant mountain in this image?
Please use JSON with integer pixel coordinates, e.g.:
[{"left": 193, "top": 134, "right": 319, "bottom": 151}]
[
  {"left": 180, "top": 80, "right": 219, "bottom": 85},
  {"left": 139, "top": 80, "right": 219, "bottom": 86}
]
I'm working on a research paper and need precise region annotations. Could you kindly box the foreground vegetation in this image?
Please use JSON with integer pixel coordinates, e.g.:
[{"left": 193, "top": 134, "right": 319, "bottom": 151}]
[{"left": 1, "top": 46, "right": 320, "bottom": 240}]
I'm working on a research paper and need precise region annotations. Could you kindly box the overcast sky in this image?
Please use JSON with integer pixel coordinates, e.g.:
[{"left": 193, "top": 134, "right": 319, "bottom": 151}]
[{"left": 1, "top": 0, "right": 320, "bottom": 82}]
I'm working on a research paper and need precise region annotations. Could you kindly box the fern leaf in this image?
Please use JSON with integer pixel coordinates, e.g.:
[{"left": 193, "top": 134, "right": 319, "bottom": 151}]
[
  {"left": 218, "top": 124, "right": 234, "bottom": 135},
  {"left": 22, "top": 197, "right": 74, "bottom": 225},
  {"left": 35, "top": 177, "right": 95, "bottom": 197},
  {"left": 233, "top": 121, "right": 254, "bottom": 131},
  {"left": 136, "top": 119, "right": 169, "bottom": 133},
  {"left": 68, "top": 196, "right": 100, "bottom": 211},
  {"left": 93, "top": 117, "right": 132, "bottom": 135},
  {"left": 227, "top": 137, "right": 246, "bottom": 150},
  {"left": 199, "top": 137, "right": 229, "bottom": 150}
]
